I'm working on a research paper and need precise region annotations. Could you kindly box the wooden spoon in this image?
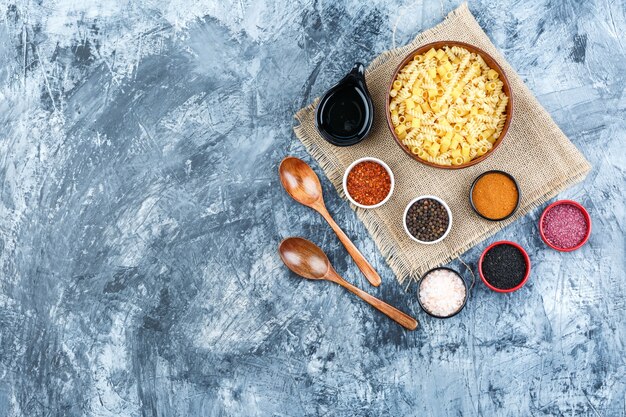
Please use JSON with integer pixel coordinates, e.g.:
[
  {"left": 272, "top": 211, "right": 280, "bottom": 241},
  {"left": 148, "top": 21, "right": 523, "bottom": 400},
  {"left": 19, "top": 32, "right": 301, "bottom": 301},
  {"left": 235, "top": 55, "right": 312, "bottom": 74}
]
[
  {"left": 278, "top": 237, "right": 418, "bottom": 330},
  {"left": 279, "top": 156, "right": 382, "bottom": 287}
]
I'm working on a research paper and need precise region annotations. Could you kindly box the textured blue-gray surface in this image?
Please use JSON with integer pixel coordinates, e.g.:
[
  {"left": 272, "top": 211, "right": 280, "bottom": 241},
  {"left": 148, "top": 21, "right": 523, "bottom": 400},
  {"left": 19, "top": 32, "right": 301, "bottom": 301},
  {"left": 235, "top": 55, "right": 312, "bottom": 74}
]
[{"left": 0, "top": 0, "right": 624, "bottom": 416}]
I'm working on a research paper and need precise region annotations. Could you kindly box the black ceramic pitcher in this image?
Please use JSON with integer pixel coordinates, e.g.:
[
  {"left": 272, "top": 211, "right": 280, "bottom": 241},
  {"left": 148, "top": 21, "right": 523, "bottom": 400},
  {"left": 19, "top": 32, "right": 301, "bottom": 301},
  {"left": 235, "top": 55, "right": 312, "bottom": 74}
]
[{"left": 315, "top": 63, "right": 374, "bottom": 146}]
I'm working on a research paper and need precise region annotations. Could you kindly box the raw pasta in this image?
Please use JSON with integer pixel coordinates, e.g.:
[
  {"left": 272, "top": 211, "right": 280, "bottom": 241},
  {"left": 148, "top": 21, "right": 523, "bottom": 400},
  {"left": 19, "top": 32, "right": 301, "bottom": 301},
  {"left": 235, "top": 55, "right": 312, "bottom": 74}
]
[{"left": 389, "top": 45, "right": 509, "bottom": 166}]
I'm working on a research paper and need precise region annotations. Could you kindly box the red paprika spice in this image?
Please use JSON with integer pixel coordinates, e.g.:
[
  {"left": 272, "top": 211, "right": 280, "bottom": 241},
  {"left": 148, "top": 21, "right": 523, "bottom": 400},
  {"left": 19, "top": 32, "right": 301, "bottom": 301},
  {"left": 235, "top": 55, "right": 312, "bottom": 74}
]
[{"left": 346, "top": 161, "right": 391, "bottom": 206}]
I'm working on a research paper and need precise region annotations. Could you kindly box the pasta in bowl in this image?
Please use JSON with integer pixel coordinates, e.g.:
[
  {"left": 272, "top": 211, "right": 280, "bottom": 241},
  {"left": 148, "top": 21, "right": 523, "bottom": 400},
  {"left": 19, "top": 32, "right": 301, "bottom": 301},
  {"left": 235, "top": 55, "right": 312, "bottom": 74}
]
[{"left": 385, "top": 41, "right": 513, "bottom": 169}]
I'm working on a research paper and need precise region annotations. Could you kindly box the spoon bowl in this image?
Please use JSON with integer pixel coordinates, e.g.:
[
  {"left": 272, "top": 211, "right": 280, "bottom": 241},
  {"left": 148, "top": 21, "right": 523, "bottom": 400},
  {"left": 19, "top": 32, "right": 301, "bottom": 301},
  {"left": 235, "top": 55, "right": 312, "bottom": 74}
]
[
  {"left": 279, "top": 157, "right": 323, "bottom": 206},
  {"left": 278, "top": 237, "right": 330, "bottom": 280}
]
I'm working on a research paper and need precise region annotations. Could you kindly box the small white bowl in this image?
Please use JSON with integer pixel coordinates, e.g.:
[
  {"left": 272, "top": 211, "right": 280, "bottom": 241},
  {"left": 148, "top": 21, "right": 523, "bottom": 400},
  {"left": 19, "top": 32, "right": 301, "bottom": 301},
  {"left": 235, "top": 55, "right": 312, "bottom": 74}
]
[
  {"left": 403, "top": 195, "right": 453, "bottom": 244},
  {"left": 342, "top": 157, "right": 395, "bottom": 209}
]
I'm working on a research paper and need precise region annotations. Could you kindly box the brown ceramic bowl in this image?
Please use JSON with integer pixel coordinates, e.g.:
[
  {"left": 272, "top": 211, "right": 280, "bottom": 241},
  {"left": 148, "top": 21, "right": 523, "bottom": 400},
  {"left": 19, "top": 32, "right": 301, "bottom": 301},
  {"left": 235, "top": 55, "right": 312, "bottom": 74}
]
[{"left": 385, "top": 41, "right": 513, "bottom": 169}]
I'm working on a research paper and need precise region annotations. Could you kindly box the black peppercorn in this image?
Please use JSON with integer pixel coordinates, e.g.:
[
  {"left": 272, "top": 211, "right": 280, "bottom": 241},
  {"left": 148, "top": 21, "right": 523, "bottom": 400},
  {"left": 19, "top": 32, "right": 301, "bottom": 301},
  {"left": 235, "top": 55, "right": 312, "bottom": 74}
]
[{"left": 405, "top": 198, "right": 449, "bottom": 242}]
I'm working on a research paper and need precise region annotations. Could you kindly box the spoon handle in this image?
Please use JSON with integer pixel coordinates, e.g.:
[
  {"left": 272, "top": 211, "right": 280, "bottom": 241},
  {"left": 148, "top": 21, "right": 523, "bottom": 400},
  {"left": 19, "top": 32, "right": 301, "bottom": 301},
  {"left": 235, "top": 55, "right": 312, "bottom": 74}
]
[
  {"left": 317, "top": 208, "right": 382, "bottom": 287},
  {"left": 330, "top": 272, "right": 418, "bottom": 330}
]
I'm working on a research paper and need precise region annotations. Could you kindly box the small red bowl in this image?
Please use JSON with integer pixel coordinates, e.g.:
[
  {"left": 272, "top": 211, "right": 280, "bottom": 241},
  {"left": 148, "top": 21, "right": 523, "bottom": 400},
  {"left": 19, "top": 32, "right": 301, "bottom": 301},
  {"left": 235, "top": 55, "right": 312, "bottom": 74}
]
[
  {"left": 539, "top": 200, "right": 591, "bottom": 252},
  {"left": 479, "top": 240, "right": 531, "bottom": 293}
]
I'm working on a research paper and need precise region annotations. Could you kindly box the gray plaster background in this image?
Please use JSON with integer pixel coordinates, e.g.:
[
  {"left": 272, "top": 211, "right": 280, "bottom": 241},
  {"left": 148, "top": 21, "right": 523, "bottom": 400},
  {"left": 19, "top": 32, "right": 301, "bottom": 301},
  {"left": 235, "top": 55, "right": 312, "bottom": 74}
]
[{"left": 0, "top": 0, "right": 624, "bottom": 416}]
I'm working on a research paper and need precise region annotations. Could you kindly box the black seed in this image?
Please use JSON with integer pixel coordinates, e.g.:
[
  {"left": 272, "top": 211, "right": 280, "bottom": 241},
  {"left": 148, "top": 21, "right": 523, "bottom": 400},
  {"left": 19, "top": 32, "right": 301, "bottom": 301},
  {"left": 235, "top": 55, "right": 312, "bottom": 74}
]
[{"left": 481, "top": 244, "right": 527, "bottom": 290}]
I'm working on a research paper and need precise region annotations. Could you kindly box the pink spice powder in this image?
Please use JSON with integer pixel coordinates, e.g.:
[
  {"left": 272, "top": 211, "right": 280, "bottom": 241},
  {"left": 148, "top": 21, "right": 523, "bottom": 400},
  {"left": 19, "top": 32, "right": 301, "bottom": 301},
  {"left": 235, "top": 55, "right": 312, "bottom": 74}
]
[{"left": 542, "top": 204, "right": 589, "bottom": 249}]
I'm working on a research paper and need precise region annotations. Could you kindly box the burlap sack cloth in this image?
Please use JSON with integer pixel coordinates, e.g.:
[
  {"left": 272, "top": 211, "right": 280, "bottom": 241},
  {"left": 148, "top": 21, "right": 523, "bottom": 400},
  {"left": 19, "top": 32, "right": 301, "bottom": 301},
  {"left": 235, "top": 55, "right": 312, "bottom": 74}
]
[{"left": 293, "top": 3, "right": 591, "bottom": 284}]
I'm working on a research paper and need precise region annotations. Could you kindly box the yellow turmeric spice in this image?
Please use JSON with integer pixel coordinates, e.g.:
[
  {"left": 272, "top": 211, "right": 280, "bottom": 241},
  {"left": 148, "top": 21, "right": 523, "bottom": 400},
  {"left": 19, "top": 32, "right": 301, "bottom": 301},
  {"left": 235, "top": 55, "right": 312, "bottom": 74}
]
[{"left": 472, "top": 172, "right": 518, "bottom": 220}]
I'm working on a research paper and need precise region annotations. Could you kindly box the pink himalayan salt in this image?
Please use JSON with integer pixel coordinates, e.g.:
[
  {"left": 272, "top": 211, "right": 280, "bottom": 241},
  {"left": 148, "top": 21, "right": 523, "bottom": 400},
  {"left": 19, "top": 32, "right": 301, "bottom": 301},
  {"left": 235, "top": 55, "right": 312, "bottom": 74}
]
[
  {"left": 542, "top": 203, "right": 589, "bottom": 249},
  {"left": 419, "top": 269, "right": 466, "bottom": 317}
]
